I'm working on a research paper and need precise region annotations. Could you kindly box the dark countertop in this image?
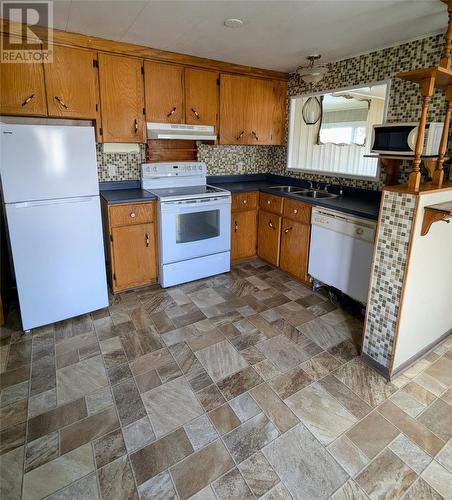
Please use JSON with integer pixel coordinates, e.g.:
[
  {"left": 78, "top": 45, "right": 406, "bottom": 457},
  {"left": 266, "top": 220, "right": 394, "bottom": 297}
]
[
  {"left": 100, "top": 188, "right": 157, "bottom": 204},
  {"left": 208, "top": 174, "right": 381, "bottom": 220}
]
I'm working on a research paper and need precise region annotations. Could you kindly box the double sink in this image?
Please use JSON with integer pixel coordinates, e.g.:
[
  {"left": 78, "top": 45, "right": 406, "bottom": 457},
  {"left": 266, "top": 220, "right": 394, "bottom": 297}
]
[{"left": 267, "top": 185, "right": 339, "bottom": 199}]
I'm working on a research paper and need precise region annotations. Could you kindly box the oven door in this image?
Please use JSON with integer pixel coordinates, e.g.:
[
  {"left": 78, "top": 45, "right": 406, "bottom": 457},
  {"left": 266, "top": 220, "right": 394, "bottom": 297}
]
[{"left": 159, "top": 196, "right": 231, "bottom": 264}]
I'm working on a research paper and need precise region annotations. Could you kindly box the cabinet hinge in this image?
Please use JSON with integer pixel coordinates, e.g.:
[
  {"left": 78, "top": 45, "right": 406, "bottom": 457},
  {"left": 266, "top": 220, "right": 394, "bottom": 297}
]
[
  {"left": 113, "top": 273, "right": 116, "bottom": 281},
  {"left": 99, "top": 127, "right": 103, "bottom": 135},
  {"left": 93, "top": 59, "right": 98, "bottom": 68},
  {"left": 110, "top": 234, "right": 113, "bottom": 242},
  {"left": 143, "top": 107, "right": 146, "bottom": 115},
  {"left": 141, "top": 65, "right": 144, "bottom": 75},
  {"left": 95, "top": 104, "right": 98, "bottom": 112},
  {"left": 217, "top": 77, "right": 220, "bottom": 86}
]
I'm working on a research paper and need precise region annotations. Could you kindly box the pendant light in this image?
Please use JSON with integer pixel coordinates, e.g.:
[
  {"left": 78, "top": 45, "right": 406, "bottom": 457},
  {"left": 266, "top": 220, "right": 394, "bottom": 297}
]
[{"left": 297, "top": 55, "right": 327, "bottom": 125}]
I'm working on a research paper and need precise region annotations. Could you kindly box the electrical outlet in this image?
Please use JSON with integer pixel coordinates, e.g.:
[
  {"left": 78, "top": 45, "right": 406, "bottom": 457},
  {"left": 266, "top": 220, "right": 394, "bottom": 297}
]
[
  {"left": 237, "top": 161, "right": 244, "bottom": 173},
  {"left": 107, "top": 164, "right": 117, "bottom": 177}
]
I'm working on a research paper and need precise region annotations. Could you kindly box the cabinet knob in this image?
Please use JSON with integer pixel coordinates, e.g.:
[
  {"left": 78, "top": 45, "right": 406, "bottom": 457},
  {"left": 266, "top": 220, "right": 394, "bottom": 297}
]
[
  {"left": 130, "top": 212, "right": 136, "bottom": 218},
  {"left": 243, "top": 199, "right": 247, "bottom": 204},
  {"left": 191, "top": 108, "right": 200, "bottom": 120},
  {"left": 293, "top": 209, "right": 298, "bottom": 214},
  {"left": 252, "top": 130, "right": 259, "bottom": 141},
  {"left": 284, "top": 227, "right": 293, "bottom": 234},
  {"left": 267, "top": 200, "right": 271, "bottom": 205},
  {"left": 54, "top": 96, "right": 68, "bottom": 109},
  {"left": 145, "top": 233, "right": 150, "bottom": 247},
  {"left": 236, "top": 130, "right": 245, "bottom": 141},
  {"left": 167, "top": 107, "right": 177, "bottom": 117},
  {"left": 234, "top": 221, "right": 238, "bottom": 232},
  {"left": 21, "top": 94, "right": 35, "bottom": 107},
  {"left": 134, "top": 119, "right": 138, "bottom": 133},
  {"left": 268, "top": 220, "right": 274, "bottom": 229}
]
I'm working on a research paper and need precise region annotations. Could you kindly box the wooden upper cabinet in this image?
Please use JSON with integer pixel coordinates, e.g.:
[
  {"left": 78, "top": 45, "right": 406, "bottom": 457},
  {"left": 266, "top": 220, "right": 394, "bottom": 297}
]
[
  {"left": 247, "top": 77, "right": 274, "bottom": 145},
  {"left": 144, "top": 61, "right": 184, "bottom": 123},
  {"left": 219, "top": 74, "right": 248, "bottom": 144},
  {"left": 98, "top": 54, "right": 145, "bottom": 143},
  {"left": 44, "top": 46, "right": 99, "bottom": 119},
  {"left": 0, "top": 39, "right": 47, "bottom": 116},
  {"left": 272, "top": 80, "right": 287, "bottom": 145},
  {"left": 185, "top": 68, "right": 219, "bottom": 126}
]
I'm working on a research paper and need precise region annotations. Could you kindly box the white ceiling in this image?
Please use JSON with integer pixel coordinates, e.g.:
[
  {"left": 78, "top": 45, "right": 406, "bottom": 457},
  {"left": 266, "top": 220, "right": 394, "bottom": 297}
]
[{"left": 50, "top": 0, "right": 447, "bottom": 72}]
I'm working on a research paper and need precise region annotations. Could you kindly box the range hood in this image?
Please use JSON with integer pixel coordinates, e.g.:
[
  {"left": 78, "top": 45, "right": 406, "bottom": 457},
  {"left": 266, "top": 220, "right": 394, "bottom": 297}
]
[{"left": 147, "top": 122, "right": 216, "bottom": 141}]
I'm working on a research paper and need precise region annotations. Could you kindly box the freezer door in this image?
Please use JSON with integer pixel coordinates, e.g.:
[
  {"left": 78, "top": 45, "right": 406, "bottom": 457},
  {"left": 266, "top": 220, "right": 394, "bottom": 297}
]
[
  {"left": 5, "top": 196, "right": 108, "bottom": 330},
  {"left": 0, "top": 124, "right": 99, "bottom": 203}
]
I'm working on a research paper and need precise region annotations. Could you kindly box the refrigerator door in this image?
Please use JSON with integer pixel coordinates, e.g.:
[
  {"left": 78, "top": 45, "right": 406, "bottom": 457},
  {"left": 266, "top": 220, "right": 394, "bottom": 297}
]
[
  {"left": 0, "top": 124, "right": 99, "bottom": 203},
  {"left": 5, "top": 196, "right": 108, "bottom": 330}
]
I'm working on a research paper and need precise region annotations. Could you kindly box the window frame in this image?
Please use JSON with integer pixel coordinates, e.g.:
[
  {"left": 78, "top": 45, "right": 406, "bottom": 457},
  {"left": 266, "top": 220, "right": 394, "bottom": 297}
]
[{"left": 287, "top": 79, "right": 391, "bottom": 181}]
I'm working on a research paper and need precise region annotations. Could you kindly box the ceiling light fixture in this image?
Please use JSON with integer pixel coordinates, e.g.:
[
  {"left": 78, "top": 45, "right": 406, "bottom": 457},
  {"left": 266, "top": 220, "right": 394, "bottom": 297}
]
[
  {"left": 224, "top": 18, "right": 244, "bottom": 28},
  {"left": 296, "top": 55, "right": 328, "bottom": 85}
]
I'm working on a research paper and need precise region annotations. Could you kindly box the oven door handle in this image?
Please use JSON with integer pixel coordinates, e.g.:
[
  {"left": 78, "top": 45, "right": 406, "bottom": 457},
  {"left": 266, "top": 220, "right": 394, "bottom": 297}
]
[{"left": 160, "top": 198, "right": 231, "bottom": 209}]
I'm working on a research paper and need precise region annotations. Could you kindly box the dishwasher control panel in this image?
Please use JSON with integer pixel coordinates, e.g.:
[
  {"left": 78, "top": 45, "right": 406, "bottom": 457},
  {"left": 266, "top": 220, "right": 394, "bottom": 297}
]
[{"left": 311, "top": 208, "right": 376, "bottom": 243}]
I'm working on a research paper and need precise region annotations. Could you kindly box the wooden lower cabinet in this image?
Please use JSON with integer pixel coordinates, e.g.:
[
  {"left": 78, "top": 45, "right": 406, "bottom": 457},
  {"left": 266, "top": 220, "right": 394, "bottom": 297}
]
[
  {"left": 231, "top": 210, "right": 258, "bottom": 261},
  {"left": 280, "top": 218, "right": 311, "bottom": 283},
  {"left": 104, "top": 201, "right": 158, "bottom": 292},
  {"left": 257, "top": 210, "right": 281, "bottom": 266}
]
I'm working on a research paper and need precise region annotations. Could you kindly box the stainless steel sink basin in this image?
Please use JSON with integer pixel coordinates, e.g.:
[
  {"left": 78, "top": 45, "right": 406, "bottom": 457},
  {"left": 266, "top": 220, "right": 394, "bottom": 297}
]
[
  {"left": 298, "top": 190, "right": 339, "bottom": 199},
  {"left": 267, "top": 185, "right": 306, "bottom": 193}
]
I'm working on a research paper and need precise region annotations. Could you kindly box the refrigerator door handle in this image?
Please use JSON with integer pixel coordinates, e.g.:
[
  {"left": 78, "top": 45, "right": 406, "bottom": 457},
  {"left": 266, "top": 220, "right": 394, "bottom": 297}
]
[{"left": 10, "top": 196, "right": 98, "bottom": 209}]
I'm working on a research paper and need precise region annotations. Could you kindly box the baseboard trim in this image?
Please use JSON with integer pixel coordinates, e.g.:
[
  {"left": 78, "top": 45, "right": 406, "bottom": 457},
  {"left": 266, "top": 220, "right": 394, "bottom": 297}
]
[
  {"left": 390, "top": 328, "right": 452, "bottom": 379},
  {"left": 360, "top": 353, "right": 390, "bottom": 380}
]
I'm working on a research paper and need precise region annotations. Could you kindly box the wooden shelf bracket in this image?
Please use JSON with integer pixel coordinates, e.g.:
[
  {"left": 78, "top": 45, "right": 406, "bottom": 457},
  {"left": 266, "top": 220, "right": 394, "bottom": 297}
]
[{"left": 421, "top": 201, "right": 452, "bottom": 236}]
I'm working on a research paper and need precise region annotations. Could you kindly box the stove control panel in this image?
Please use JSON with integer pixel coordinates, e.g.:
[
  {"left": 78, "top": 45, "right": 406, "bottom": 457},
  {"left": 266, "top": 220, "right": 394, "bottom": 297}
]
[{"left": 142, "top": 162, "right": 206, "bottom": 177}]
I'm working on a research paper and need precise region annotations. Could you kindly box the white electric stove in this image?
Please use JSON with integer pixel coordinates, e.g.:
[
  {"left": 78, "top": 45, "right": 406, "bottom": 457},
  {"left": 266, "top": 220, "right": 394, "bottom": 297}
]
[{"left": 142, "top": 162, "right": 231, "bottom": 288}]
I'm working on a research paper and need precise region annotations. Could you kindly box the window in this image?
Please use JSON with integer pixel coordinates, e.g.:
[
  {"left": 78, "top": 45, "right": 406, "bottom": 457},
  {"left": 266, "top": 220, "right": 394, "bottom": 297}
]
[{"left": 287, "top": 82, "right": 389, "bottom": 180}]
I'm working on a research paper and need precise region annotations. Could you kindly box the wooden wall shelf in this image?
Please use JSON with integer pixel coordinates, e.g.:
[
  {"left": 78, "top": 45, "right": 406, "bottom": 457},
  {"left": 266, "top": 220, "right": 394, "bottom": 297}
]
[
  {"left": 421, "top": 201, "right": 452, "bottom": 236},
  {"left": 396, "top": 66, "right": 452, "bottom": 90}
]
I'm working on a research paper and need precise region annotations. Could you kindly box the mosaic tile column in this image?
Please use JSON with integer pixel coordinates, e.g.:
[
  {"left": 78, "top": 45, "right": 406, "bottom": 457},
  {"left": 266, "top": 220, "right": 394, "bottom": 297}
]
[{"left": 362, "top": 190, "right": 417, "bottom": 372}]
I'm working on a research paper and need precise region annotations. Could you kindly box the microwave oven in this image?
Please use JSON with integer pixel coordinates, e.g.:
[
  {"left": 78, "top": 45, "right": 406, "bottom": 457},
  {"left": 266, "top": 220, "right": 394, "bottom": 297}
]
[{"left": 371, "top": 122, "right": 443, "bottom": 156}]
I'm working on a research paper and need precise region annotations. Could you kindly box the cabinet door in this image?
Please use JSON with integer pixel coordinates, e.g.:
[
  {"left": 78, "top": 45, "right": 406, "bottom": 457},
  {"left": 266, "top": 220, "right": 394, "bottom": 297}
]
[
  {"left": 185, "top": 68, "right": 218, "bottom": 126},
  {"left": 45, "top": 46, "right": 98, "bottom": 119},
  {"left": 144, "top": 61, "right": 184, "bottom": 123},
  {"left": 231, "top": 210, "right": 258, "bottom": 261},
  {"left": 0, "top": 42, "right": 47, "bottom": 116},
  {"left": 280, "top": 218, "right": 310, "bottom": 282},
  {"left": 111, "top": 223, "right": 157, "bottom": 291},
  {"left": 247, "top": 77, "right": 274, "bottom": 145},
  {"left": 257, "top": 210, "right": 281, "bottom": 267},
  {"left": 98, "top": 54, "right": 145, "bottom": 143},
  {"left": 219, "top": 74, "right": 248, "bottom": 144},
  {"left": 272, "top": 80, "right": 287, "bottom": 145}
]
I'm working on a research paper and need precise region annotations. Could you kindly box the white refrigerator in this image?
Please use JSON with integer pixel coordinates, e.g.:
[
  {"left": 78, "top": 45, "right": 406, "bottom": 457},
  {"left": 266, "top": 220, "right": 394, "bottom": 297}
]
[{"left": 0, "top": 123, "right": 108, "bottom": 331}]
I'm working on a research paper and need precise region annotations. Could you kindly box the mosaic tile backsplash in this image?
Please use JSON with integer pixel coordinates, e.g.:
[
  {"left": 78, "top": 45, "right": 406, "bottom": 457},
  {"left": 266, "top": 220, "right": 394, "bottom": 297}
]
[
  {"left": 96, "top": 33, "right": 451, "bottom": 187},
  {"left": 361, "top": 191, "right": 417, "bottom": 369}
]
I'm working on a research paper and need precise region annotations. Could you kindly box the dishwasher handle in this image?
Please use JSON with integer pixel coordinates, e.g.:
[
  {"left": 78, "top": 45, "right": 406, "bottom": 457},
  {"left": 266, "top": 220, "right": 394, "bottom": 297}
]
[{"left": 311, "top": 209, "right": 376, "bottom": 243}]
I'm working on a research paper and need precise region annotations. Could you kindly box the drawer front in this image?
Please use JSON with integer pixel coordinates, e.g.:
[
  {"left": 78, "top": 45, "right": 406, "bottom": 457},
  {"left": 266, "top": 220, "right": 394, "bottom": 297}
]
[
  {"left": 259, "top": 193, "right": 283, "bottom": 214},
  {"left": 283, "top": 198, "right": 311, "bottom": 224},
  {"left": 232, "top": 192, "right": 259, "bottom": 211},
  {"left": 109, "top": 202, "right": 154, "bottom": 227}
]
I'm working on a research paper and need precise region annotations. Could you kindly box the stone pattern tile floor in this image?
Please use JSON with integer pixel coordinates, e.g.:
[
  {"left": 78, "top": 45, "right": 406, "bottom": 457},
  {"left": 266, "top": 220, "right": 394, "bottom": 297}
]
[{"left": 1, "top": 259, "right": 452, "bottom": 499}]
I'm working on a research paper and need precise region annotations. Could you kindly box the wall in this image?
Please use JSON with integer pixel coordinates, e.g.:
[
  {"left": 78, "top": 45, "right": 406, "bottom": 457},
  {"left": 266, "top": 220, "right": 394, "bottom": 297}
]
[
  {"left": 96, "top": 33, "right": 451, "bottom": 186},
  {"left": 392, "top": 190, "right": 452, "bottom": 370}
]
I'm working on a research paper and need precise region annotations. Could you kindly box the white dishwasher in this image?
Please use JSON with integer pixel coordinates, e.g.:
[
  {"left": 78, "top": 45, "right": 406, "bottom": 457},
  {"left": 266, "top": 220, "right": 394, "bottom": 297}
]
[{"left": 308, "top": 207, "right": 377, "bottom": 304}]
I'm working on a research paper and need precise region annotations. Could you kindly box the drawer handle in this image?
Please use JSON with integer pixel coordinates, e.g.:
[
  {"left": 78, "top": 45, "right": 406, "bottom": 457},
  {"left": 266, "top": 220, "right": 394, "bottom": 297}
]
[
  {"left": 242, "top": 199, "right": 247, "bottom": 204},
  {"left": 234, "top": 221, "right": 238, "bottom": 232},
  {"left": 268, "top": 220, "right": 274, "bottom": 229},
  {"left": 54, "top": 96, "right": 68, "bottom": 109},
  {"left": 293, "top": 209, "right": 298, "bottom": 214},
  {"left": 167, "top": 107, "right": 177, "bottom": 117},
  {"left": 252, "top": 130, "right": 259, "bottom": 141},
  {"left": 284, "top": 227, "right": 293, "bottom": 234},
  {"left": 236, "top": 130, "right": 245, "bottom": 140},
  {"left": 267, "top": 200, "right": 271, "bottom": 205},
  {"left": 130, "top": 212, "right": 136, "bottom": 218},
  {"left": 145, "top": 233, "right": 150, "bottom": 247},
  {"left": 21, "top": 93, "right": 35, "bottom": 106},
  {"left": 191, "top": 108, "right": 200, "bottom": 120}
]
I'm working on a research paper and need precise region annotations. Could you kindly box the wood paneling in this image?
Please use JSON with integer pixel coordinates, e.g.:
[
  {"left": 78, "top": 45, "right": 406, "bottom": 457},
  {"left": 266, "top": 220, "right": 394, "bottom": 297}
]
[
  {"left": 231, "top": 210, "right": 258, "bottom": 261},
  {"left": 146, "top": 139, "right": 197, "bottom": 162},
  {"left": 98, "top": 54, "right": 145, "bottom": 142},
  {"left": 257, "top": 210, "right": 281, "bottom": 266},
  {"left": 231, "top": 192, "right": 259, "bottom": 211},
  {"left": 259, "top": 193, "right": 283, "bottom": 214},
  {"left": 280, "top": 218, "right": 311, "bottom": 283},
  {"left": 109, "top": 202, "right": 154, "bottom": 228},
  {"left": 44, "top": 45, "right": 99, "bottom": 119},
  {"left": 185, "top": 68, "right": 219, "bottom": 126},
  {"left": 219, "top": 74, "right": 249, "bottom": 144},
  {"left": 283, "top": 198, "right": 311, "bottom": 224},
  {"left": 111, "top": 223, "right": 157, "bottom": 291},
  {"left": 144, "top": 61, "right": 184, "bottom": 123},
  {"left": 0, "top": 39, "right": 47, "bottom": 116},
  {"left": 2, "top": 19, "right": 288, "bottom": 81}
]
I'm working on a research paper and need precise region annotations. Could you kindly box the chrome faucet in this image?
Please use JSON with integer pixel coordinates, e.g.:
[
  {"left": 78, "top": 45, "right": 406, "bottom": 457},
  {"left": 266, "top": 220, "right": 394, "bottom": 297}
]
[
  {"left": 324, "top": 183, "right": 330, "bottom": 192},
  {"left": 334, "top": 177, "right": 345, "bottom": 196}
]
